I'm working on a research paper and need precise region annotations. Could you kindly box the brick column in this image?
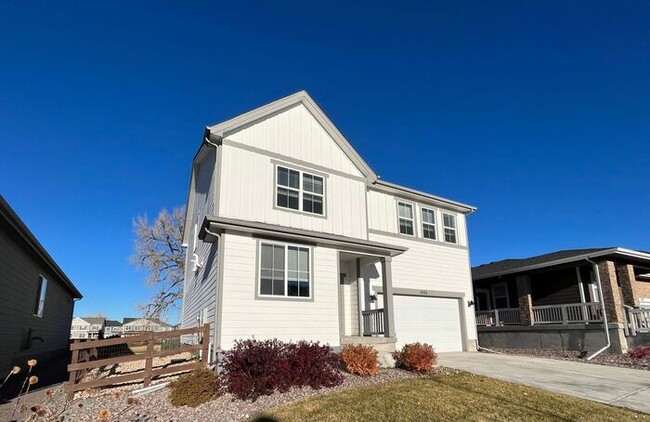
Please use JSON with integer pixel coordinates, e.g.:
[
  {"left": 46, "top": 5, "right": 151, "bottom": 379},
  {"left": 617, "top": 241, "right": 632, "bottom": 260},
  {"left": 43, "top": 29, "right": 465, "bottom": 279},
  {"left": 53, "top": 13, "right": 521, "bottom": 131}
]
[
  {"left": 616, "top": 263, "right": 637, "bottom": 307},
  {"left": 597, "top": 260, "right": 625, "bottom": 323},
  {"left": 516, "top": 275, "right": 534, "bottom": 325}
]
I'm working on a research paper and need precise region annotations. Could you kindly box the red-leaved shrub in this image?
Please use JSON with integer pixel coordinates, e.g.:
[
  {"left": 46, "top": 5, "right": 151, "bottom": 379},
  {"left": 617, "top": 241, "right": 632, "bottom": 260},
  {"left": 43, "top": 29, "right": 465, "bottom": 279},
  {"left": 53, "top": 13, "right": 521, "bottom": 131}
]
[
  {"left": 221, "top": 339, "right": 343, "bottom": 400},
  {"left": 630, "top": 345, "right": 650, "bottom": 359},
  {"left": 392, "top": 342, "right": 437, "bottom": 373},
  {"left": 341, "top": 344, "right": 379, "bottom": 376}
]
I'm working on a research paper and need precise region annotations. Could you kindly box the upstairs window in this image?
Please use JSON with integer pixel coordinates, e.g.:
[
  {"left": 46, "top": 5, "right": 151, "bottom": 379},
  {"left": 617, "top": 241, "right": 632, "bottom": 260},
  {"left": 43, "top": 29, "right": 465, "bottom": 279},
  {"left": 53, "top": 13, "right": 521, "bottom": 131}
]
[
  {"left": 421, "top": 208, "right": 437, "bottom": 240},
  {"left": 397, "top": 202, "right": 414, "bottom": 235},
  {"left": 260, "top": 242, "right": 311, "bottom": 298},
  {"left": 276, "top": 166, "right": 324, "bottom": 215},
  {"left": 33, "top": 276, "right": 47, "bottom": 317},
  {"left": 442, "top": 213, "right": 457, "bottom": 244}
]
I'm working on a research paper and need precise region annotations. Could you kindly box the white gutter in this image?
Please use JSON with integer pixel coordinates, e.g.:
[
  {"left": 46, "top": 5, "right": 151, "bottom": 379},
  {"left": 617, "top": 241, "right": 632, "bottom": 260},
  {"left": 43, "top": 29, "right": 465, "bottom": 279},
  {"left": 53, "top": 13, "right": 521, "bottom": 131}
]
[{"left": 585, "top": 256, "right": 610, "bottom": 360}]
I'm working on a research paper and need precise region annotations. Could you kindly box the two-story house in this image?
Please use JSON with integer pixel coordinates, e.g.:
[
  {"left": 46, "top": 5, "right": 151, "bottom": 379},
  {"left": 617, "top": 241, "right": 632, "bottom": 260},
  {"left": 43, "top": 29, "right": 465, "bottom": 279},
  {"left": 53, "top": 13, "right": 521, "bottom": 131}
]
[
  {"left": 180, "top": 91, "right": 477, "bottom": 362},
  {"left": 70, "top": 316, "right": 105, "bottom": 339},
  {"left": 122, "top": 317, "right": 174, "bottom": 334}
]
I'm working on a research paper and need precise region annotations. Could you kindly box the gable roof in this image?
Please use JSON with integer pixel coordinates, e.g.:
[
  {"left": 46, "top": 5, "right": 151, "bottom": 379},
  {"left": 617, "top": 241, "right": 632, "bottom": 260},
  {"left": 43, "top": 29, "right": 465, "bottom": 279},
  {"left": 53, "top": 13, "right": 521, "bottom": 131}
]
[
  {"left": 207, "top": 91, "right": 378, "bottom": 182},
  {"left": 104, "top": 320, "right": 122, "bottom": 327},
  {"left": 0, "top": 196, "right": 82, "bottom": 298},
  {"left": 82, "top": 317, "right": 106, "bottom": 325},
  {"left": 473, "top": 247, "right": 650, "bottom": 280},
  {"left": 122, "top": 317, "right": 172, "bottom": 327}
]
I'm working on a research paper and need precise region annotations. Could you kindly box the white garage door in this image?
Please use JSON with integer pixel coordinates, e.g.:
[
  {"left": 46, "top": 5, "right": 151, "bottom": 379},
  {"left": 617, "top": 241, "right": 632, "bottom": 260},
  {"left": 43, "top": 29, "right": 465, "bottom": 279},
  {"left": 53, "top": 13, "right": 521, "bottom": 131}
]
[{"left": 393, "top": 295, "right": 464, "bottom": 352}]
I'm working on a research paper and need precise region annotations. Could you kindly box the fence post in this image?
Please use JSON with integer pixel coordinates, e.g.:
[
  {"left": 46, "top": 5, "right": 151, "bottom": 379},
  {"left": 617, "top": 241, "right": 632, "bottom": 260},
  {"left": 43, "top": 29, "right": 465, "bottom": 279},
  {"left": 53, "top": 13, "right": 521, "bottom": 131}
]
[
  {"left": 143, "top": 334, "right": 154, "bottom": 387},
  {"left": 561, "top": 305, "right": 568, "bottom": 325},
  {"left": 494, "top": 309, "right": 500, "bottom": 326},
  {"left": 66, "top": 342, "right": 79, "bottom": 400},
  {"left": 201, "top": 324, "right": 209, "bottom": 366}
]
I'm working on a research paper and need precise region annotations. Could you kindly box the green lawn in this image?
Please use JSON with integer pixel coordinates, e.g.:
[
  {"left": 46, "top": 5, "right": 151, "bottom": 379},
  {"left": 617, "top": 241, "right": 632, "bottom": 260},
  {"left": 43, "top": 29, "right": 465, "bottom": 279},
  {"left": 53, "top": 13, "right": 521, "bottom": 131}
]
[{"left": 256, "top": 372, "right": 649, "bottom": 422}]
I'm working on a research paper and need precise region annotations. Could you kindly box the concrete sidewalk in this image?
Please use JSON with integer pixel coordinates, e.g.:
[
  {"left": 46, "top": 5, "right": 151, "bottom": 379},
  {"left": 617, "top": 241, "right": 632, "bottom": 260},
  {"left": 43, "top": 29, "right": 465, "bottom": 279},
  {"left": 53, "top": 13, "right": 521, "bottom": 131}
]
[{"left": 438, "top": 352, "right": 650, "bottom": 414}]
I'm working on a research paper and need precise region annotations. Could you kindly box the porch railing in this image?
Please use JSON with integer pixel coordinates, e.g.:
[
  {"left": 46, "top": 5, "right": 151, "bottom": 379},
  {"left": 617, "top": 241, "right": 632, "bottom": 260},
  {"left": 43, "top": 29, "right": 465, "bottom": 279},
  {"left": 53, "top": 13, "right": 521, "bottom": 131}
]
[
  {"left": 362, "top": 309, "right": 385, "bottom": 336},
  {"left": 475, "top": 308, "right": 521, "bottom": 326},
  {"left": 532, "top": 302, "right": 602, "bottom": 324},
  {"left": 626, "top": 308, "right": 650, "bottom": 336}
]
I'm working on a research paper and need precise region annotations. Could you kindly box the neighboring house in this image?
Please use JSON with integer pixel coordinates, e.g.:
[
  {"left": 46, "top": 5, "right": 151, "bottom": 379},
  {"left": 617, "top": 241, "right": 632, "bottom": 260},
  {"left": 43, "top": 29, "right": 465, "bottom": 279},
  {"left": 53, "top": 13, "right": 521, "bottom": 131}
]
[
  {"left": 180, "top": 91, "right": 477, "bottom": 363},
  {"left": 0, "top": 195, "right": 82, "bottom": 372},
  {"left": 69, "top": 317, "right": 105, "bottom": 339},
  {"left": 122, "top": 317, "right": 174, "bottom": 334},
  {"left": 103, "top": 320, "right": 123, "bottom": 338},
  {"left": 472, "top": 247, "right": 650, "bottom": 353}
]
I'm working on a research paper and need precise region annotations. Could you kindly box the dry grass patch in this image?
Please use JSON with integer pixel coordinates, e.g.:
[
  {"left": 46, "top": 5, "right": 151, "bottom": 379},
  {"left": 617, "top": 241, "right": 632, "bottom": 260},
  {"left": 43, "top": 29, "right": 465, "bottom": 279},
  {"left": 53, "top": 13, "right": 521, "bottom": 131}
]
[{"left": 258, "top": 371, "right": 649, "bottom": 422}]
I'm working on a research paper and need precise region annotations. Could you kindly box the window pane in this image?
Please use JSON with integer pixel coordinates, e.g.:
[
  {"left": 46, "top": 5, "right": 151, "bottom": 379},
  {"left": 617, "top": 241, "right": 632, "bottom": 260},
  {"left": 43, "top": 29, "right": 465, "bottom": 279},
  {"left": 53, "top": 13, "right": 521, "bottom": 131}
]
[
  {"left": 493, "top": 285, "right": 507, "bottom": 296},
  {"left": 288, "top": 279, "right": 299, "bottom": 296},
  {"left": 273, "top": 245, "right": 284, "bottom": 270},
  {"left": 443, "top": 214, "right": 456, "bottom": 228},
  {"left": 303, "top": 193, "right": 313, "bottom": 213},
  {"left": 288, "top": 190, "right": 299, "bottom": 210},
  {"left": 261, "top": 245, "right": 273, "bottom": 268},
  {"left": 288, "top": 169, "right": 300, "bottom": 188},
  {"left": 298, "top": 248, "right": 309, "bottom": 271},
  {"left": 398, "top": 203, "right": 413, "bottom": 219},
  {"left": 299, "top": 281, "right": 310, "bottom": 297},
  {"left": 288, "top": 247, "right": 298, "bottom": 271},
  {"left": 278, "top": 167, "right": 289, "bottom": 187},
  {"left": 303, "top": 174, "right": 314, "bottom": 192},
  {"left": 313, "top": 196, "right": 323, "bottom": 215},
  {"left": 494, "top": 297, "right": 508, "bottom": 309},
  {"left": 423, "top": 224, "right": 436, "bottom": 239},
  {"left": 273, "top": 279, "right": 285, "bottom": 295},
  {"left": 444, "top": 228, "right": 457, "bottom": 243},
  {"left": 399, "top": 219, "right": 414, "bottom": 235},
  {"left": 277, "top": 188, "right": 288, "bottom": 208},
  {"left": 422, "top": 209, "right": 435, "bottom": 224},
  {"left": 260, "top": 277, "right": 273, "bottom": 295}
]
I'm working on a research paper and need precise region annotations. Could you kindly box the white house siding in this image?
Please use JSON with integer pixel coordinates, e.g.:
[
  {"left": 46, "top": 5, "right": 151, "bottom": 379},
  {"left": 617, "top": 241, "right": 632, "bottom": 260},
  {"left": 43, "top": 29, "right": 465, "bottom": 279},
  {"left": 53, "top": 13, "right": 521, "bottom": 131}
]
[
  {"left": 219, "top": 232, "right": 340, "bottom": 350},
  {"left": 181, "top": 149, "right": 218, "bottom": 347},
  {"left": 367, "top": 189, "right": 468, "bottom": 246},
  {"left": 368, "top": 232, "right": 477, "bottom": 343},
  {"left": 226, "top": 103, "right": 364, "bottom": 179},
  {"left": 340, "top": 260, "right": 359, "bottom": 336},
  {"left": 218, "top": 143, "right": 368, "bottom": 239}
]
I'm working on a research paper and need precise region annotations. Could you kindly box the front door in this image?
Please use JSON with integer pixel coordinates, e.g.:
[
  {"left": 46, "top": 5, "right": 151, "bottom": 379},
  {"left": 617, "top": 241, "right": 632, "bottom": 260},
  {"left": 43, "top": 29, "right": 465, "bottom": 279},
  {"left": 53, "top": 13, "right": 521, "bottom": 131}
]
[{"left": 475, "top": 289, "right": 491, "bottom": 311}]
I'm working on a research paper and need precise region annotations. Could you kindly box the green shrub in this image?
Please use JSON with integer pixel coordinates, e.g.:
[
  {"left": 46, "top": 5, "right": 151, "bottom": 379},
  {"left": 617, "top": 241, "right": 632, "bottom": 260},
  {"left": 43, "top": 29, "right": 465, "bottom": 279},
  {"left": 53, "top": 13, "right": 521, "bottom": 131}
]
[
  {"left": 169, "top": 368, "right": 219, "bottom": 407},
  {"left": 392, "top": 343, "right": 437, "bottom": 373}
]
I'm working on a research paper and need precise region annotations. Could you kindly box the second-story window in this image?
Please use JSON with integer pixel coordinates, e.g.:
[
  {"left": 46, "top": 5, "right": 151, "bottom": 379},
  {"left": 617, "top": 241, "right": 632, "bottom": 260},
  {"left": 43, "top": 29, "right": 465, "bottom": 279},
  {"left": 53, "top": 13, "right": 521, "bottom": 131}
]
[
  {"left": 443, "top": 213, "right": 457, "bottom": 243},
  {"left": 276, "top": 166, "right": 324, "bottom": 215},
  {"left": 397, "top": 202, "right": 414, "bottom": 235},
  {"left": 421, "top": 208, "right": 437, "bottom": 240}
]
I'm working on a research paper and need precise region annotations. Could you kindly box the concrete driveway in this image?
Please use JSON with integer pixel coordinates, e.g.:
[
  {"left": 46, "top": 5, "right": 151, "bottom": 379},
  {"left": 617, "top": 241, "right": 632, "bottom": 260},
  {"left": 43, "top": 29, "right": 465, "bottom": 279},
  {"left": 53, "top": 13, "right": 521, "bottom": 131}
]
[{"left": 438, "top": 352, "right": 650, "bottom": 414}]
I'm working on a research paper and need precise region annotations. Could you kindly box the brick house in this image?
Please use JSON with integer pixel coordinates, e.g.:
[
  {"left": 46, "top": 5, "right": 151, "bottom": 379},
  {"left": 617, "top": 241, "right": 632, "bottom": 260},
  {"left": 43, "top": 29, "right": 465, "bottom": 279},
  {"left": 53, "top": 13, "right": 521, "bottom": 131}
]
[{"left": 472, "top": 248, "right": 650, "bottom": 353}]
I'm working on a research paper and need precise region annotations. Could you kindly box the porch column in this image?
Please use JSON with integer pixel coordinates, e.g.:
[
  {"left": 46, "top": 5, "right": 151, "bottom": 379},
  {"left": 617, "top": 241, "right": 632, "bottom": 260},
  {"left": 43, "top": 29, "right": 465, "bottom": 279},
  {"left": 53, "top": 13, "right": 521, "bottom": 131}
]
[
  {"left": 597, "top": 260, "right": 625, "bottom": 323},
  {"left": 616, "top": 263, "right": 637, "bottom": 307},
  {"left": 516, "top": 275, "right": 534, "bottom": 325},
  {"left": 380, "top": 257, "right": 396, "bottom": 338},
  {"left": 356, "top": 258, "right": 364, "bottom": 336}
]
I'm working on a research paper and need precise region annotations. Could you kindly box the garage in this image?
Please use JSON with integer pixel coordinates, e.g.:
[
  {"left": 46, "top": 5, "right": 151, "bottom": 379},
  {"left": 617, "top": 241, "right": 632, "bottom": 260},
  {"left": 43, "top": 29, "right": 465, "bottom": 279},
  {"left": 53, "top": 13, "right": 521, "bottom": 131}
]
[{"left": 392, "top": 294, "right": 465, "bottom": 352}]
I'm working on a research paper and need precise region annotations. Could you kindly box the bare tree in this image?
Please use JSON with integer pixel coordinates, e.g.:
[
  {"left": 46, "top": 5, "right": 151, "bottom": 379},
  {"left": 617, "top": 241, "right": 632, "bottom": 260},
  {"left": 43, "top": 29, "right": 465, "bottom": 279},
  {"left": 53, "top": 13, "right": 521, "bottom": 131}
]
[{"left": 131, "top": 206, "right": 186, "bottom": 319}]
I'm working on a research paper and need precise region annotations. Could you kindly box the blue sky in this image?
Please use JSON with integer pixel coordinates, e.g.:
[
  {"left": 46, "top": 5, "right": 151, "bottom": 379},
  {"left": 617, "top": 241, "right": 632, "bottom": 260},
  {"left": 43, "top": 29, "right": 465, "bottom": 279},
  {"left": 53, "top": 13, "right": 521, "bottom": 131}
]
[{"left": 1, "top": 1, "right": 648, "bottom": 323}]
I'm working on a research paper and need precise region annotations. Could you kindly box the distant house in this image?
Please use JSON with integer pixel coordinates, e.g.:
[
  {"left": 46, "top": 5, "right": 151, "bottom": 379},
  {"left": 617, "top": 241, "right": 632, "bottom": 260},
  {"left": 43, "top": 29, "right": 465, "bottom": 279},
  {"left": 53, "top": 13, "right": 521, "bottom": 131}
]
[
  {"left": 472, "top": 247, "right": 650, "bottom": 353},
  {"left": 69, "top": 317, "right": 105, "bottom": 339},
  {"left": 122, "top": 317, "right": 174, "bottom": 334},
  {"left": 103, "top": 320, "right": 123, "bottom": 338},
  {"left": 0, "top": 196, "right": 82, "bottom": 372}
]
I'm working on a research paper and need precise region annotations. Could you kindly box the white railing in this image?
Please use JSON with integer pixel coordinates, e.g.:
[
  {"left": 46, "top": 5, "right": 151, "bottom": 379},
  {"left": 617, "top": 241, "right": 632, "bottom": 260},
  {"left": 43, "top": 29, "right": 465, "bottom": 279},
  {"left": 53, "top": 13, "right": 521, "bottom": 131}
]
[
  {"left": 532, "top": 302, "right": 602, "bottom": 324},
  {"left": 362, "top": 309, "right": 385, "bottom": 335},
  {"left": 475, "top": 308, "right": 521, "bottom": 326},
  {"left": 626, "top": 308, "right": 650, "bottom": 336}
]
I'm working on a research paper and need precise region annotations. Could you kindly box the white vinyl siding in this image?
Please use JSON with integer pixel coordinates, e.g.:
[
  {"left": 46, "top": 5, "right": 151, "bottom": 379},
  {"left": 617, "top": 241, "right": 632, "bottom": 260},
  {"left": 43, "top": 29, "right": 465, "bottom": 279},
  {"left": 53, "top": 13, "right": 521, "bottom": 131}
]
[
  {"left": 397, "top": 202, "right": 414, "bottom": 236},
  {"left": 421, "top": 208, "right": 437, "bottom": 240},
  {"left": 443, "top": 213, "right": 457, "bottom": 244},
  {"left": 219, "top": 233, "right": 340, "bottom": 349}
]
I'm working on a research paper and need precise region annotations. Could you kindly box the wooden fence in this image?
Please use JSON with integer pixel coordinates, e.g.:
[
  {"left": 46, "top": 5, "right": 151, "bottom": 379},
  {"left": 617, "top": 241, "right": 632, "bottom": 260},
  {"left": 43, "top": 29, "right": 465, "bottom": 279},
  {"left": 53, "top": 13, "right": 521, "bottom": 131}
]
[{"left": 65, "top": 324, "right": 209, "bottom": 399}]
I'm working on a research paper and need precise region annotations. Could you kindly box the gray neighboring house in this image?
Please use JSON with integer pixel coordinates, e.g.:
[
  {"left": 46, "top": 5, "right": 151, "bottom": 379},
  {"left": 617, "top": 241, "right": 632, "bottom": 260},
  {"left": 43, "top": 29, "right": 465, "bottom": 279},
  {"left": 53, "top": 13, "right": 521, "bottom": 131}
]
[
  {"left": 472, "top": 247, "right": 650, "bottom": 353},
  {"left": 103, "top": 320, "right": 123, "bottom": 338},
  {"left": 0, "top": 196, "right": 82, "bottom": 373}
]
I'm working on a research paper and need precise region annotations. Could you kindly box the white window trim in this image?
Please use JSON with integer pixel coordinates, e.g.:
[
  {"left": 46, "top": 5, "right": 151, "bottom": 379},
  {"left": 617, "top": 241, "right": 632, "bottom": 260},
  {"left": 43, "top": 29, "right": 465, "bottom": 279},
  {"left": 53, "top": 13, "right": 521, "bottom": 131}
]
[
  {"left": 421, "top": 207, "right": 437, "bottom": 240},
  {"left": 491, "top": 282, "right": 510, "bottom": 309},
  {"left": 396, "top": 201, "right": 416, "bottom": 236},
  {"left": 257, "top": 240, "right": 313, "bottom": 300},
  {"left": 33, "top": 275, "right": 47, "bottom": 317},
  {"left": 442, "top": 212, "right": 458, "bottom": 244},
  {"left": 275, "top": 165, "right": 326, "bottom": 216}
]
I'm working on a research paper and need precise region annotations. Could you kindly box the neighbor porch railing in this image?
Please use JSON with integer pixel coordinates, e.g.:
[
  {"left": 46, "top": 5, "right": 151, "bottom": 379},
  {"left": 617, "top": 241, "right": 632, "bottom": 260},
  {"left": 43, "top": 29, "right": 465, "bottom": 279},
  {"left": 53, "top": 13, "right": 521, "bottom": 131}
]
[
  {"left": 362, "top": 309, "right": 385, "bottom": 336},
  {"left": 532, "top": 302, "right": 602, "bottom": 324},
  {"left": 475, "top": 308, "right": 521, "bottom": 326},
  {"left": 626, "top": 307, "right": 650, "bottom": 336}
]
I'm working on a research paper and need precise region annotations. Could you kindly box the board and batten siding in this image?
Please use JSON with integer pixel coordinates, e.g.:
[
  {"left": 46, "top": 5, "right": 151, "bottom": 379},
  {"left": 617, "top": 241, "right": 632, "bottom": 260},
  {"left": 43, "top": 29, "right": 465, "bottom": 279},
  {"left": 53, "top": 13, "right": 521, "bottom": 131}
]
[
  {"left": 0, "top": 223, "right": 75, "bottom": 373},
  {"left": 366, "top": 189, "right": 468, "bottom": 246},
  {"left": 367, "top": 232, "right": 477, "bottom": 342},
  {"left": 180, "top": 149, "right": 218, "bottom": 347},
  {"left": 340, "top": 260, "right": 360, "bottom": 336},
  {"left": 218, "top": 143, "right": 368, "bottom": 239},
  {"left": 218, "top": 232, "right": 340, "bottom": 349}
]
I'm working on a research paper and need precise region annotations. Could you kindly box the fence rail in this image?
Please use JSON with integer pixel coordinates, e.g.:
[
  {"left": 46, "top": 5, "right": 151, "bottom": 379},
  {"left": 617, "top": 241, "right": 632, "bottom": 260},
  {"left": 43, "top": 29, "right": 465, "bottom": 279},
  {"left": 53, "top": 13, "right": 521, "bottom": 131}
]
[
  {"left": 362, "top": 309, "right": 385, "bottom": 335},
  {"left": 532, "top": 302, "right": 602, "bottom": 324},
  {"left": 475, "top": 308, "right": 521, "bottom": 326},
  {"left": 65, "top": 324, "right": 210, "bottom": 399},
  {"left": 626, "top": 308, "right": 650, "bottom": 336}
]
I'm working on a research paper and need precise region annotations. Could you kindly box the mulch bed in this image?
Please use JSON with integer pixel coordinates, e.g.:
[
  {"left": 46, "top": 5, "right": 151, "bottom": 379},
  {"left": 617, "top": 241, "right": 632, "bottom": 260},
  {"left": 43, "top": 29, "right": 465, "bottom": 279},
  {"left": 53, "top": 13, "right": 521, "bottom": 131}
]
[{"left": 484, "top": 347, "right": 650, "bottom": 371}]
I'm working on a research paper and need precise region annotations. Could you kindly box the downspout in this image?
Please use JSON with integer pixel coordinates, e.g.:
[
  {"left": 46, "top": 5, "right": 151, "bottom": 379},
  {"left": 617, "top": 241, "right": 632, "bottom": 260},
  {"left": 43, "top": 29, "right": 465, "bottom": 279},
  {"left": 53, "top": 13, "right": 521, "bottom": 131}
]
[
  {"left": 204, "top": 225, "right": 221, "bottom": 366},
  {"left": 585, "top": 256, "right": 610, "bottom": 360}
]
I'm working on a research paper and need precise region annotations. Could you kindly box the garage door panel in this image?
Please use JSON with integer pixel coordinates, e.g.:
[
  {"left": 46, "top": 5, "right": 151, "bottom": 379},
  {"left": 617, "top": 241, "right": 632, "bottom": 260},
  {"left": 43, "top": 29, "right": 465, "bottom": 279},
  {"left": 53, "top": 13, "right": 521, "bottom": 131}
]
[{"left": 393, "top": 295, "right": 463, "bottom": 352}]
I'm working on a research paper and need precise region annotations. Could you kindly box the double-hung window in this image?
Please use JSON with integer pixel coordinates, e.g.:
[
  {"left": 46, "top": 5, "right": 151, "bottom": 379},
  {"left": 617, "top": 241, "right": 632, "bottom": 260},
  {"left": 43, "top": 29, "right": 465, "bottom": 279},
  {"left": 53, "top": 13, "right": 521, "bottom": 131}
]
[
  {"left": 33, "top": 276, "right": 47, "bottom": 317},
  {"left": 421, "top": 208, "right": 437, "bottom": 240},
  {"left": 397, "top": 202, "right": 414, "bottom": 235},
  {"left": 276, "top": 165, "right": 324, "bottom": 215},
  {"left": 442, "top": 213, "right": 457, "bottom": 243},
  {"left": 260, "top": 242, "right": 311, "bottom": 298}
]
